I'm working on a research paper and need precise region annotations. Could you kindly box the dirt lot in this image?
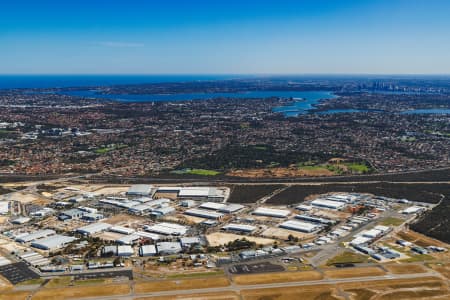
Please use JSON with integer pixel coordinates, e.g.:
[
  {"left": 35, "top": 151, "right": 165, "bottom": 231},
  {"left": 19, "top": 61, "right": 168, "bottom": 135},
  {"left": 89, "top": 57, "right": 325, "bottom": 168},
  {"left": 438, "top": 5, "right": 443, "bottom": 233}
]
[
  {"left": 104, "top": 213, "right": 146, "bottom": 226},
  {"left": 32, "top": 283, "right": 130, "bottom": 300},
  {"left": 4, "top": 192, "right": 45, "bottom": 204},
  {"left": 261, "top": 227, "right": 313, "bottom": 240},
  {"left": 134, "top": 277, "right": 230, "bottom": 294},
  {"left": 241, "top": 285, "right": 341, "bottom": 300},
  {"left": 233, "top": 270, "right": 323, "bottom": 285},
  {"left": 324, "top": 266, "right": 385, "bottom": 279},
  {"left": 206, "top": 232, "right": 275, "bottom": 247},
  {"left": 227, "top": 167, "right": 335, "bottom": 178},
  {"left": 91, "top": 186, "right": 129, "bottom": 196},
  {"left": 384, "top": 263, "right": 427, "bottom": 274},
  {"left": 135, "top": 291, "right": 240, "bottom": 300}
]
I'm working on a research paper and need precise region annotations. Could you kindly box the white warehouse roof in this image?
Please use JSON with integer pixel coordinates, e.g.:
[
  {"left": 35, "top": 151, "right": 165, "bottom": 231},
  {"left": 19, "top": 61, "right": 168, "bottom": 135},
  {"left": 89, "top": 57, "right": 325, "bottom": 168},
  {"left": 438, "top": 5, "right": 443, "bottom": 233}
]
[
  {"left": 222, "top": 223, "right": 256, "bottom": 232},
  {"left": 31, "top": 235, "right": 77, "bottom": 250},
  {"left": 279, "top": 220, "right": 321, "bottom": 233},
  {"left": 156, "top": 242, "right": 182, "bottom": 254},
  {"left": 135, "top": 231, "right": 160, "bottom": 241},
  {"left": 109, "top": 226, "right": 135, "bottom": 235},
  {"left": 253, "top": 207, "right": 290, "bottom": 218},
  {"left": 184, "top": 208, "right": 224, "bottom": 219},
  {"left": 139, "top": 245, "right": 157, "bottom": 256},
  {"left": 199, "top": 202, "right": 226, "bottom": 210},
  {"left": 144, "top": 222, "right": 188, "bottom": 236},
  {"left": 16, "top": 229, "right": 56, "bottom": 243},
  {"left": 311, "top": 199, "right": 346, "bottom": 210},
  {"left": 127, "top": 184, "right": 153, "bottom": 195},
  {"left": 77, "top": 222, "right": 112, "bottom": 235}
]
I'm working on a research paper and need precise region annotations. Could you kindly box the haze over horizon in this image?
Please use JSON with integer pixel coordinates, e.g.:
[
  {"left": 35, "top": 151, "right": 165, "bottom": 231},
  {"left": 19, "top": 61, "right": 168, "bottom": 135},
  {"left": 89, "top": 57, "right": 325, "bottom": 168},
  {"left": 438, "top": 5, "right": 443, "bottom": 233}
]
[{"left": 2, "top": 0, "right": 450, "bottom": 75}]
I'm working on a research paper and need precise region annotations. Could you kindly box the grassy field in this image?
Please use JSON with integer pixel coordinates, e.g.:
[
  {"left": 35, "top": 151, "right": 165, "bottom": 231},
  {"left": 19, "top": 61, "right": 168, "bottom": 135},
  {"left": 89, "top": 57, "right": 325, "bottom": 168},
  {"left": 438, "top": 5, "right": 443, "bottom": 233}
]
[
  {"left": 233, "top": 270, "right": 323, "bottom": 285},
  {"left": 324, "top": 266, "right": 385, "bottom": 279},
  {"left": 16, "top": 278, "right": 45, "bottom": 286},
  {"left": 186, "top": 169, "right": 221, "bottom": 176},
  {"left": 400, "top": 253, "right": 435, "bottom": 263},
  {"left": 241, "top": 285, "right": 339, "bottom": 300},
  {"left": 73, "top": 278, "right": 108, "bottom": 286},
  {"left": 380, "top": 217, "right": 405, "bottom": 226},
  {"left": 94, "top": 144, "right": 127, "bottom": 154},
  {"left": 344, "top": 162, "right": 371, "bottom": 173},
  {"left": 134, "top": 277, "right": 230, "bottom": 294},
  {"left": 384, "top": 264, "right": 427, "bottom": 274},
  {"left": 0, "top": 291, "right": 31, "bottom": 300},
  {"left": 33, "top": 283, "right": 130, "bottom": 300},
  {"left": 44, "top": 276, "right": 72, "bottom": 288},
  {"left": 166, "top": 270, "right": 224, "bottom": 279},
  {"left": 171, "top": 168, "right": 221, "bottom": 176},
  {"left": 339, "top": 276, "right": 448, "bottom": 299},
  {"left": 135, "top": 291, "right": 240, "bottom": 300},
  {"left": 326, "top": 251, "right": 371, "bottom": 266}
]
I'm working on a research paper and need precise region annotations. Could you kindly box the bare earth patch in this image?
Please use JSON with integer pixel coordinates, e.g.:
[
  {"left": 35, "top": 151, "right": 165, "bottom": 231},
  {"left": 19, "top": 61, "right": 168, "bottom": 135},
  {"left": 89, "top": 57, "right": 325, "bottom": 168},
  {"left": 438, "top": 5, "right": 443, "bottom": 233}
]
[
  {"left": 206, "top": 232, "right": 275, "bottom": 247},
  {"left": 227, "top": 167, "right": 334, "bottom": 178}
]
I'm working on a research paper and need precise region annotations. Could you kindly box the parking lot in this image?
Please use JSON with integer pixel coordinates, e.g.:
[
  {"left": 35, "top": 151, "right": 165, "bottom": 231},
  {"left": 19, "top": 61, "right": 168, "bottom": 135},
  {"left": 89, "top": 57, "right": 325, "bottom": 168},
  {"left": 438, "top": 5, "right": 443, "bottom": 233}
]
[
  {"left": 229, "top": 261, "right": 284, "bottom": 274},
  {"left": 73, "top": 269, "right": 133, "bottom": 280},
  {"left": 0, "top": 262, "right": 40, "bottom": 284}
]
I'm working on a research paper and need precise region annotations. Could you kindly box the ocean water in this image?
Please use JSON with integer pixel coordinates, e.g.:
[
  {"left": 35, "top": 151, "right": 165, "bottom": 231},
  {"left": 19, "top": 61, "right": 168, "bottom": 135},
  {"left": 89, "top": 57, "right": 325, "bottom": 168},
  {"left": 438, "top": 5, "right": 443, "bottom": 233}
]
[{"left": 0, "top": 74, "right": 243, "bottom": 89}]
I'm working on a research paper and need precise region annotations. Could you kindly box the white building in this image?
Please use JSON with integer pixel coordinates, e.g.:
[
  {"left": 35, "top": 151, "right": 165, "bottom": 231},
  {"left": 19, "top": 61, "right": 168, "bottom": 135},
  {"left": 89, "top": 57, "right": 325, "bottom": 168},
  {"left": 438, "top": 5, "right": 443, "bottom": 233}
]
[
  {"left": 76, "top": 222, "right": 112, "bottom": 236},
  {"left": 31, "top": 235, "right": 77, "bottom": 250},
  {"left": 144, "top": 222, "right": 188, "bottom": 236},
  {"left": 109, "top": 226, "right": 136, "bottom": 235},
  {"left": 222, "top": 223, "right": 256, "bottom": 233},
  {"left": 252, "top": 207, "right": 290, "bottom": 218},
  {"left": 139, "top": 245, "right": 157, "bottom": 257},
  {"left": 279, "top": 220, "right": 321, "bottom": 233},
  {"left": 16, "top": 229, "right": 56, "bottom": 243},
  {"left": 401, "top": 206, "right": 425, "bottom": 214},
  {"left": 0, "top": 201, "right": 9, "bottom": 214},
  {"left": 184, "top": 208, "right": 224, "bottom": 219},
  {"left": 117, "top": 245, "right": 134, "bottom": 256},
  {"left": 156, "top": 242, "right": 182, "bottom": 255},
  {"left": 127, "top": 184, "right": 153, "bottom": 196},
  {"left": 310, "top": 199, "right": 346, "bottom": 210}
]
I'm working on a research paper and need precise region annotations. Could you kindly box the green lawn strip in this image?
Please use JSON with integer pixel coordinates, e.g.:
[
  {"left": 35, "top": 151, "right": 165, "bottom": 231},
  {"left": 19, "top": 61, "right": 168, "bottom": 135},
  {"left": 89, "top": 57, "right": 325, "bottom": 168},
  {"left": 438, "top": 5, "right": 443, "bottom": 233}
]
[
  {"left": 326, "top": 251, "right": 370, "bottom": 266},
  {"left": 379, "top": 217, "right": 405, "bottom": 226}
]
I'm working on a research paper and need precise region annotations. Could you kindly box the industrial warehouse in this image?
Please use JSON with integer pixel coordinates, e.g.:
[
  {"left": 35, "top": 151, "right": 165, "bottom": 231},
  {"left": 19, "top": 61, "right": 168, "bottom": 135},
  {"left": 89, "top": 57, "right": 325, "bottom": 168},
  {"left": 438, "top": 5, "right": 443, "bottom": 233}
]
[{"left": 0, "top": 181, "right": 444, "bottom": 291}]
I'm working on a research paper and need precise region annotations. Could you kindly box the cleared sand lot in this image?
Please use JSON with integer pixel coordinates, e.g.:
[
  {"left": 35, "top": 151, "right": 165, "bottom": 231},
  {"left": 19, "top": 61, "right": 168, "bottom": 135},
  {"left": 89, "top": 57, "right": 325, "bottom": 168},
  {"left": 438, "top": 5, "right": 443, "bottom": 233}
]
[
  {"left": 32, "top": 283, "right": 130, "bottom": 300},
  {"left": 3, "top": 192, "right": 45, "bottom": 204},
  {"left": 233, "top": 270, "right": 323, "bottom": 285},
  {"left": 134, "top": 277, "right": 230, "bottom": 294},
  {"left": 261, "top": 227, "right": 313, "bottom": 240},
  {"left": 135, "top": 291, "right": 240, "bottom": 300},
  {"left": 92, "top": 186, "right": 129, "bottom": 196},
  {"left": 323, "top": 266, "right": 385, "bottom": 278},
  {"left": 206, "top": 232, "right": 275, "bottom": 247}
]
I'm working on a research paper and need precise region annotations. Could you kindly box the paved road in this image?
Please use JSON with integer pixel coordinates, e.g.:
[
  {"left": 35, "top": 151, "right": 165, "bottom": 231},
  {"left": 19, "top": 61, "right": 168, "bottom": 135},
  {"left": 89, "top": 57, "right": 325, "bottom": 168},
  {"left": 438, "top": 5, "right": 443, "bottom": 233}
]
[{"left": 78, "top": 271, "right": 443, "bottom": 300}]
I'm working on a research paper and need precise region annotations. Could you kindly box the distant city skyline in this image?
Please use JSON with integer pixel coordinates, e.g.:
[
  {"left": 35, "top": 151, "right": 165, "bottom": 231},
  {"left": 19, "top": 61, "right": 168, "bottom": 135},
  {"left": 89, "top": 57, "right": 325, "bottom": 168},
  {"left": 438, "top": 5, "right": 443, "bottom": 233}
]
[{"left": 1, "top": 0, "right": 450, "bottom": 74}]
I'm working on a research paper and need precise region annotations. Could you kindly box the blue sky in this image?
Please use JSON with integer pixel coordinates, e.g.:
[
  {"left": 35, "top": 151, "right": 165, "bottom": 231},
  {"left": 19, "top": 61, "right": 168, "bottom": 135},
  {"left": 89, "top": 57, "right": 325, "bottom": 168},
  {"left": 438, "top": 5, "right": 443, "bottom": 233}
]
[{"left": 1, "top": 0, "right": 450, "bottom": 74}]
